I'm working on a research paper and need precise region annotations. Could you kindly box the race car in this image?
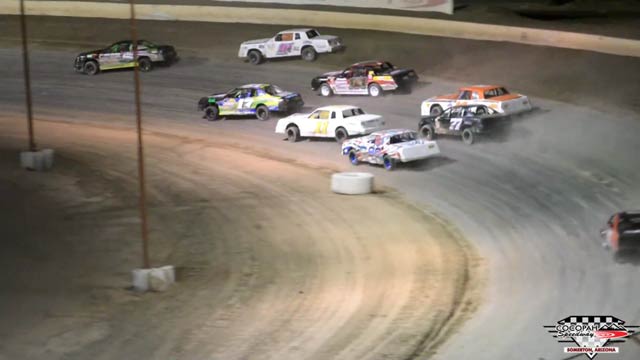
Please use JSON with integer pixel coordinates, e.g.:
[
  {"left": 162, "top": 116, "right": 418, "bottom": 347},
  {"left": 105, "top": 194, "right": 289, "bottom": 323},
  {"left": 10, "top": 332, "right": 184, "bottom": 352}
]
[
  {"left": 601, "top": 211, "right": 640, "bottom": 255},
  {"left": 238, "top": 28, "right": 343, "bottom": 65},
  {"left": 418, "top": 104, "right": 510, "bottom": 145},
  {"left": 197, "top": 84, "right": 303, "bottom": 121},
  {"left": 421, "top": 85, "right": 532, "bottom": 116},
  {"left": 341, "top": 129, "right": 440, "bottom": 171},
  {"left": 311, "top": 60, "right": 419, "bottom": 97},
  {"left": 275, "top": 105, "right": 385, "bottom": 142},
  {"left": 74, "top": 40, "right": 178, "bottom": 75}
]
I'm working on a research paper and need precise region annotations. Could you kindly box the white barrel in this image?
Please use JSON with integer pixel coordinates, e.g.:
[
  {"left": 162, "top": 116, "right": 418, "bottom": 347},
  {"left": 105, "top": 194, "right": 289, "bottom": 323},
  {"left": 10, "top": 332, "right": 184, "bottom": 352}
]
[{"left": 331, "top": 172, "right": 374, "bottom": 195}]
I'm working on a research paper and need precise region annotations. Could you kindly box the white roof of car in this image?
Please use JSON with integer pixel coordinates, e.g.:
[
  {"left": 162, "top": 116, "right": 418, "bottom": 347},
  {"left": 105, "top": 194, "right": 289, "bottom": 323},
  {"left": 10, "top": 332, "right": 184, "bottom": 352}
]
[
  {"left": 280, "top": 28, "right": 314, "bottom": 33},
  {"left": 314, "top": 105, "right": 361, "bottom": 112}
]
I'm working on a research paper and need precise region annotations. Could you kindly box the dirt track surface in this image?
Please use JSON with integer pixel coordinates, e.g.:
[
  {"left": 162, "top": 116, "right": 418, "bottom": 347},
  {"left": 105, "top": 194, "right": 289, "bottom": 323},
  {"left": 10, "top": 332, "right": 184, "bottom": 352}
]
[
  {"left": 1, "top": 15, "right": 640, "bottom": 360},
  {"left": 0, "top": 117, "right": 478, "bottom": 359}
]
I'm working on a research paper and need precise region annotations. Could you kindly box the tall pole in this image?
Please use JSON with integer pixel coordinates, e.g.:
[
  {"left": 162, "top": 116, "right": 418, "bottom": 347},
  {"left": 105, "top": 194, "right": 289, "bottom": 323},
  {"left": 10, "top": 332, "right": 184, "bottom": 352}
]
[
  {"left": 130, "top": 0, "right": 150, "bottom": 269},
  {"left": 19, "top": 0, "right": 36, "bottom": 152}
]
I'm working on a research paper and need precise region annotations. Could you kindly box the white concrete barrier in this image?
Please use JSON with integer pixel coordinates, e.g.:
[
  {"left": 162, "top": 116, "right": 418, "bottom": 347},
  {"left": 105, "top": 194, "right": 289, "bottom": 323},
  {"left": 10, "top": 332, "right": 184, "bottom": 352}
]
[
  {"left": 1, "top": 1, "right": 639, "bottom": 57},
  {"left": 331, "top": 172, "right": 374, "bottom": 195},
  {"left": 20, "top": 148, "right": 55, "bottom": 171},
  {"left": 132, "top": 265, "right": 175, "bottom": 292}
]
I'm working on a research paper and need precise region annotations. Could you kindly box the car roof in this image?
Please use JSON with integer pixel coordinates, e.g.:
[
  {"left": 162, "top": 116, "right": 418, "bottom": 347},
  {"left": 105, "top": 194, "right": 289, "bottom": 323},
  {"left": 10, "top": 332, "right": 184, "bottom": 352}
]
[
  {"left": 315, "top": 105, "right": 361, "bottom": 112},
  {"left": 351, "top": 60, "right": 389, "bottom": 67},
  {"left": 280, "top": 28, "right": 314, "bottom": 33},
  {"left": 459, "top": 85, "right": 505, "bottom": 92},
  {"left": 239, "top": 83, "right": 270, "bottom": 89},
  {"left": 371, "top": 129, "right": 414, "bottom": 137}
]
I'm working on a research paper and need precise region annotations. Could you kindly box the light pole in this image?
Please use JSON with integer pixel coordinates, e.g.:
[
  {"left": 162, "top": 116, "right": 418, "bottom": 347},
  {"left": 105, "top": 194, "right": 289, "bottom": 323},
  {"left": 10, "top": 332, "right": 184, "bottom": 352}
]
[
  {"left": 19, "top": 0, "right": 36, "bottom": 152},
  {"left": 129, "top": 0, "right": 150, "bottom": 269}
]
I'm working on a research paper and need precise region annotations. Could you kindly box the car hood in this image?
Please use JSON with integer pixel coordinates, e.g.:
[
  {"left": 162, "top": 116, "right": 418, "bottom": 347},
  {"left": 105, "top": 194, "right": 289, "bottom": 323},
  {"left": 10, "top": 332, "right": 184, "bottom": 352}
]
[
  {"left": 241, "top": 38, "right": 271, "bottom": 46},
  {"left": 76, "top": 49, "right": 104, "bottom": 58},
  {"left": 318, "top": 70, "right": 343, "bottom": 78}
]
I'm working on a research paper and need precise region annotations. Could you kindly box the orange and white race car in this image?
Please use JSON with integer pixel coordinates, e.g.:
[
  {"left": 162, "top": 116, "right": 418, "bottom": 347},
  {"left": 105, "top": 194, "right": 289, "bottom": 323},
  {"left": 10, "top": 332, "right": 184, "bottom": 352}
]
[{"left": 420, "top": 85, "right": 532, "bottom": 116}]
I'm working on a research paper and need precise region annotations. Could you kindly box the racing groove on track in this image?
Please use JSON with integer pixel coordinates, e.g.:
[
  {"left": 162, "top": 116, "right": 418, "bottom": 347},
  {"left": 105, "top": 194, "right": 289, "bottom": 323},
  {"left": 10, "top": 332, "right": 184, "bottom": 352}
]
[{"left": 1, "top": 17, "right": 640, "bottom": 359}]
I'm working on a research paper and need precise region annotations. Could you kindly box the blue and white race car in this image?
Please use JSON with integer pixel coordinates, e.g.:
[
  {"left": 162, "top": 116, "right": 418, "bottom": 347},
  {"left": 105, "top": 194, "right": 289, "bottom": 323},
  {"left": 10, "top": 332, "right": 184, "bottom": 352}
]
[{"left": 341, "top": 129, "right": 440, "bottom": 171}]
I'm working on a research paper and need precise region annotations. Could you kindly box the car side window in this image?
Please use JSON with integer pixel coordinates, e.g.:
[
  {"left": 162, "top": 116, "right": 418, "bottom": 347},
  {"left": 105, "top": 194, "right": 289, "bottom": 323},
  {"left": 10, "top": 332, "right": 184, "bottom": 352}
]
[
  {"left": 308, "top": 111, "right": 320, "bottom": 120},
  {"left": 318, "top": 110, "right": 331, "bottom": 120},
  {"left": 471, "top": 91, "right": 480, "bottom": 100},
  {"left": 374, "top": 136, "right": 382, "bottom": 146},
  {"left": 331, "top": 112, "right": 336, "bottom": 119},
  {"left": 458, "top": 91, "right": 472, "bottom": 100},
  {"left": 295, "top": 33, "right": 301, "bottom": 40},
  {"left": 276, "top": 33, "right": 293, "bottom": 42}
]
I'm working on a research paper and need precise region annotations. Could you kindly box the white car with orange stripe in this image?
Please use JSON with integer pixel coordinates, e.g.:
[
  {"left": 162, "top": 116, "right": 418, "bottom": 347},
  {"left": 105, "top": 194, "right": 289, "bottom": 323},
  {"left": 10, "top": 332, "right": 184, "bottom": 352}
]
[
  {"left": 421, "top": 85, "right": 532, "bottom": 116},
  {"left": 275, "top": 105, "right": 385, "bottom": 142}
]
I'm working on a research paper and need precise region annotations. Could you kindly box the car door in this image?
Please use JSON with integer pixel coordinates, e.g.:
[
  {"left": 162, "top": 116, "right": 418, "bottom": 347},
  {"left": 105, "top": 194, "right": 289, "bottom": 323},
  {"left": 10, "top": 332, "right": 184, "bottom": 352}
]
[
  {"left": 219, "top": 89, "right": 242, "bottom": 115},
  {"left": 272, "top": 32, "right": 295, "bottom": 58},
  {"left": 435, "top": 108, "right": 452, "bottom": 132},
  {"left": 348, "top": 66, "right": 368, "bottom": 93},
  {"left": 448, "top": 107, "right": 465, "bottom": 132},
  {"left": 99, "top": 42, "right": 124, "bottom": 68}
]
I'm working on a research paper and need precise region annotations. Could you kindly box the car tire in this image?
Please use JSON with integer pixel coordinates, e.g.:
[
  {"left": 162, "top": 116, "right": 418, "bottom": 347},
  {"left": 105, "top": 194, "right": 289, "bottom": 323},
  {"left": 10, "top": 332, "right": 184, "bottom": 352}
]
[
  {"left": 430, "top": 105, "right": 443, "bottom": 115},
  {"left": 320, "top": 83, "right": 333, "bottom": 97},
  {"left": 204, "top": 106, "right": 219, "bottom": 121},
  {"left": 286, "top": 125, "right": 300, "bottom": 142},
  {"left": 301, "top": 46, "right": 317, "bottom": 62},
  {"left": 383, "top": 155, "right": 396, "bottom": 171},
  {"left": 462, "top": 128, "right": 475, "bottom": 145},
  {"left": 256, "top": 105, "right": 270, "bottom": 121},
  {"left": 334, "top": 127, "right": 348, "bottom": 143},
  {"left": 348, "top": 149, "right": 359, "bottom": 165},
  {"left": 368, "top": 83, "right": 382, "bottom": 97},
  {"left": 248, "top": 50, "right": 263, "bottom": 65},
  {"left": 138, "top": 57, "right": 152, "bottom": 72},
  {"left": 420, "top": 125, "right": 435, "bottom": 140},
  {"left": 83, "top": 61, "right": 99, "bottom": 75}
]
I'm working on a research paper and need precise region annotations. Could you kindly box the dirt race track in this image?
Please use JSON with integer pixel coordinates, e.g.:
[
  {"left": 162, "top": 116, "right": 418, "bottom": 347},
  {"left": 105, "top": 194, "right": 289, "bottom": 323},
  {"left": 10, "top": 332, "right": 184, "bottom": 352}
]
[
  {"left": 0, "top": 117, "right": 479, "bottom": 360},
  {"left": 1, "top": 15, "right": 640, "bottom": 360}
]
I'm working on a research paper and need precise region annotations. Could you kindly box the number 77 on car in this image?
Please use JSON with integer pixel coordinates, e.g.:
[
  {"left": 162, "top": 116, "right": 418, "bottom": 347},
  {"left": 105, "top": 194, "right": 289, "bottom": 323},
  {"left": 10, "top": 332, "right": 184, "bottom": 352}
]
[{"left": 275, "top": 105, "right": 385, "bottom": 143}]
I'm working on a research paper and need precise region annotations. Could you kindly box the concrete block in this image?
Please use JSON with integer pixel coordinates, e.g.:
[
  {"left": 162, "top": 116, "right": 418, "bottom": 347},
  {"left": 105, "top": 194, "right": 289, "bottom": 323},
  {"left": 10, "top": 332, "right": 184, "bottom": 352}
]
[
  {"left": 20, "top": 149, "right": 55, "bottom": 171},
  {"left": 132, "top": 268, "right": 151, "bottom": 292},
  {"left": 132, "top": 265, "right": 175, "bottom": 292},
  {"left": 331, "top": 172, "right": 374, "bottom": 195}
]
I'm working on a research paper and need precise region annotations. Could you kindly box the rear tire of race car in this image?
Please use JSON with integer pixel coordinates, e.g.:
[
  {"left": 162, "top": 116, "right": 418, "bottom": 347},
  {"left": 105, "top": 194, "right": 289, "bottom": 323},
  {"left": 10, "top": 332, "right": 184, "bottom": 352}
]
[
  {"left": 204, "top": 106, "right": 219, "bottom": 121},
  {"left": 138, "top": 57, "right": 152, "bottom": 72},
  {"left": 368, "top": 83, "right": 383, "bottom": 97},
  {"left": 420, "top": 125, "right": 436, "bottom": 140},
  {"left": 256, "top": 105, "right": 270, "bottom": 121},
  {"left": 430, "top": 105, "right": 443, "bottom": 115},
  {"left": 348, "top": 149, "right": 360, "bottom": 166},
  {"left": 286, "top": 125, "right": 300, "bottom": 142},
  {"left": 320, "top": 83, "right": 333, "bottom": 97},
  {"left": 83, "top": 61, "right": 99, "bottom": 75},
  {"left": 462, "top": 128, "right": 475, "bottom": 145},
  {"left": 383, "top": 155, "right": 396, "bottom": 171},
  {"left": 335, "top": 127, "right": 348, "bottom": 143},
  {"left": 301, "top": 46, "right": 317, "bottom": 62},
  {"left": 248, "top": 50, "right": 263, "bottom": 65},
  {"left": 331, "top": 172, "right": 374, "bottom": 195}
]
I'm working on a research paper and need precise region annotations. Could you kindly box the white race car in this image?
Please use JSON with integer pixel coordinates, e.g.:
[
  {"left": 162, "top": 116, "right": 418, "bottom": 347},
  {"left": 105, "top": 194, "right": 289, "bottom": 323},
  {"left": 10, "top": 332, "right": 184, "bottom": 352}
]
[
  {"left": 275, "top": 105, "right": 385, "bottom": 142},
  {"left": 421, "top": 85, "right": 532, "bottom": 116},
  {"left": 341, "top": 129, "right": 440, "bottom": 171},
  {"left": 238, "top": 28, "right": 344, "bottom": 65}
]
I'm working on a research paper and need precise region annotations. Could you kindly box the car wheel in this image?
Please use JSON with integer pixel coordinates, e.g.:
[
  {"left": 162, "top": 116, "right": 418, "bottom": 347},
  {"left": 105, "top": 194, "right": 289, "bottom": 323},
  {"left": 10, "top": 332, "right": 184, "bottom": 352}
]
[
  {"left": 248, "top": 50, "right": 263, "bottom": 65},
  {"left": 204, "top": 106, "right": 219, "bottom": 121},
  {"left": 462, "top": 128, "right": 475, "bottom": 145},
  {"left": 256, "top": 105, "right": 270, "bottom": 121},
  {"left": 320, "top": 83, "right": 333, "bottom": 97},
  {"left": 420, "top": 125, "right": 435, "bottom": 140},
  {"left": 83, "top": 61, "right": 99, "bottom": 75},
  {"left": 430, "top": 105, "right": 443, "bottom": 115},
  {"left": 368, "top": 83, "right": 382, "bottom": 97},
  {"left": 138, "top": 57, "right": 152, "bottom": 72},
  {"left": 301, "top": 47, "right": 317, "bottom": 62},
  {"left": 286, "top": 125, "right": 300, "bottom": 142},
  {"left": 348, "top": 149, "right": 359, "bottom": 165},
  {"left": 383, "top": 155, "right": 396, "bottom": 171},
  {"left": 334, "top": 127, "right": 348, "bottom": 143}
]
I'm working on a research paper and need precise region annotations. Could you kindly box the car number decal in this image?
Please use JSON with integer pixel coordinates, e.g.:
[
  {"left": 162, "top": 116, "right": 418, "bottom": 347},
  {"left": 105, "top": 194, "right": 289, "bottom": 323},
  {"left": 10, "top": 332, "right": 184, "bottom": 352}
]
[{"left": 314, "top": 120, "right": 329, "bottom": 134}]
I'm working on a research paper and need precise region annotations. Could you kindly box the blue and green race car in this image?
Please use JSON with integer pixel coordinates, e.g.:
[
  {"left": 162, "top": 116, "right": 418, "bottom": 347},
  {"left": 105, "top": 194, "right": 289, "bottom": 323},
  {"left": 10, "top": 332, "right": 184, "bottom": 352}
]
[{"left": 197, "top": 84, "right": 304, "bottom": 121}]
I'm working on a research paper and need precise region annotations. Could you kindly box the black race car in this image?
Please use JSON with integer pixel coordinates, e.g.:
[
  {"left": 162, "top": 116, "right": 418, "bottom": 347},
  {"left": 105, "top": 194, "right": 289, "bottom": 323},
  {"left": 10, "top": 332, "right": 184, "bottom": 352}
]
[
  {"left": 602, "top": 211, "right": 640, "bottom": 255},
  {"left": 73, "top": 40, "right": 178, "bottom": 75},
  {"left": 310, "top": 60, "right": 418, "bottom": 97},
  {"left": 418, "top": 104, "right": 509, "bottom": 145}
]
